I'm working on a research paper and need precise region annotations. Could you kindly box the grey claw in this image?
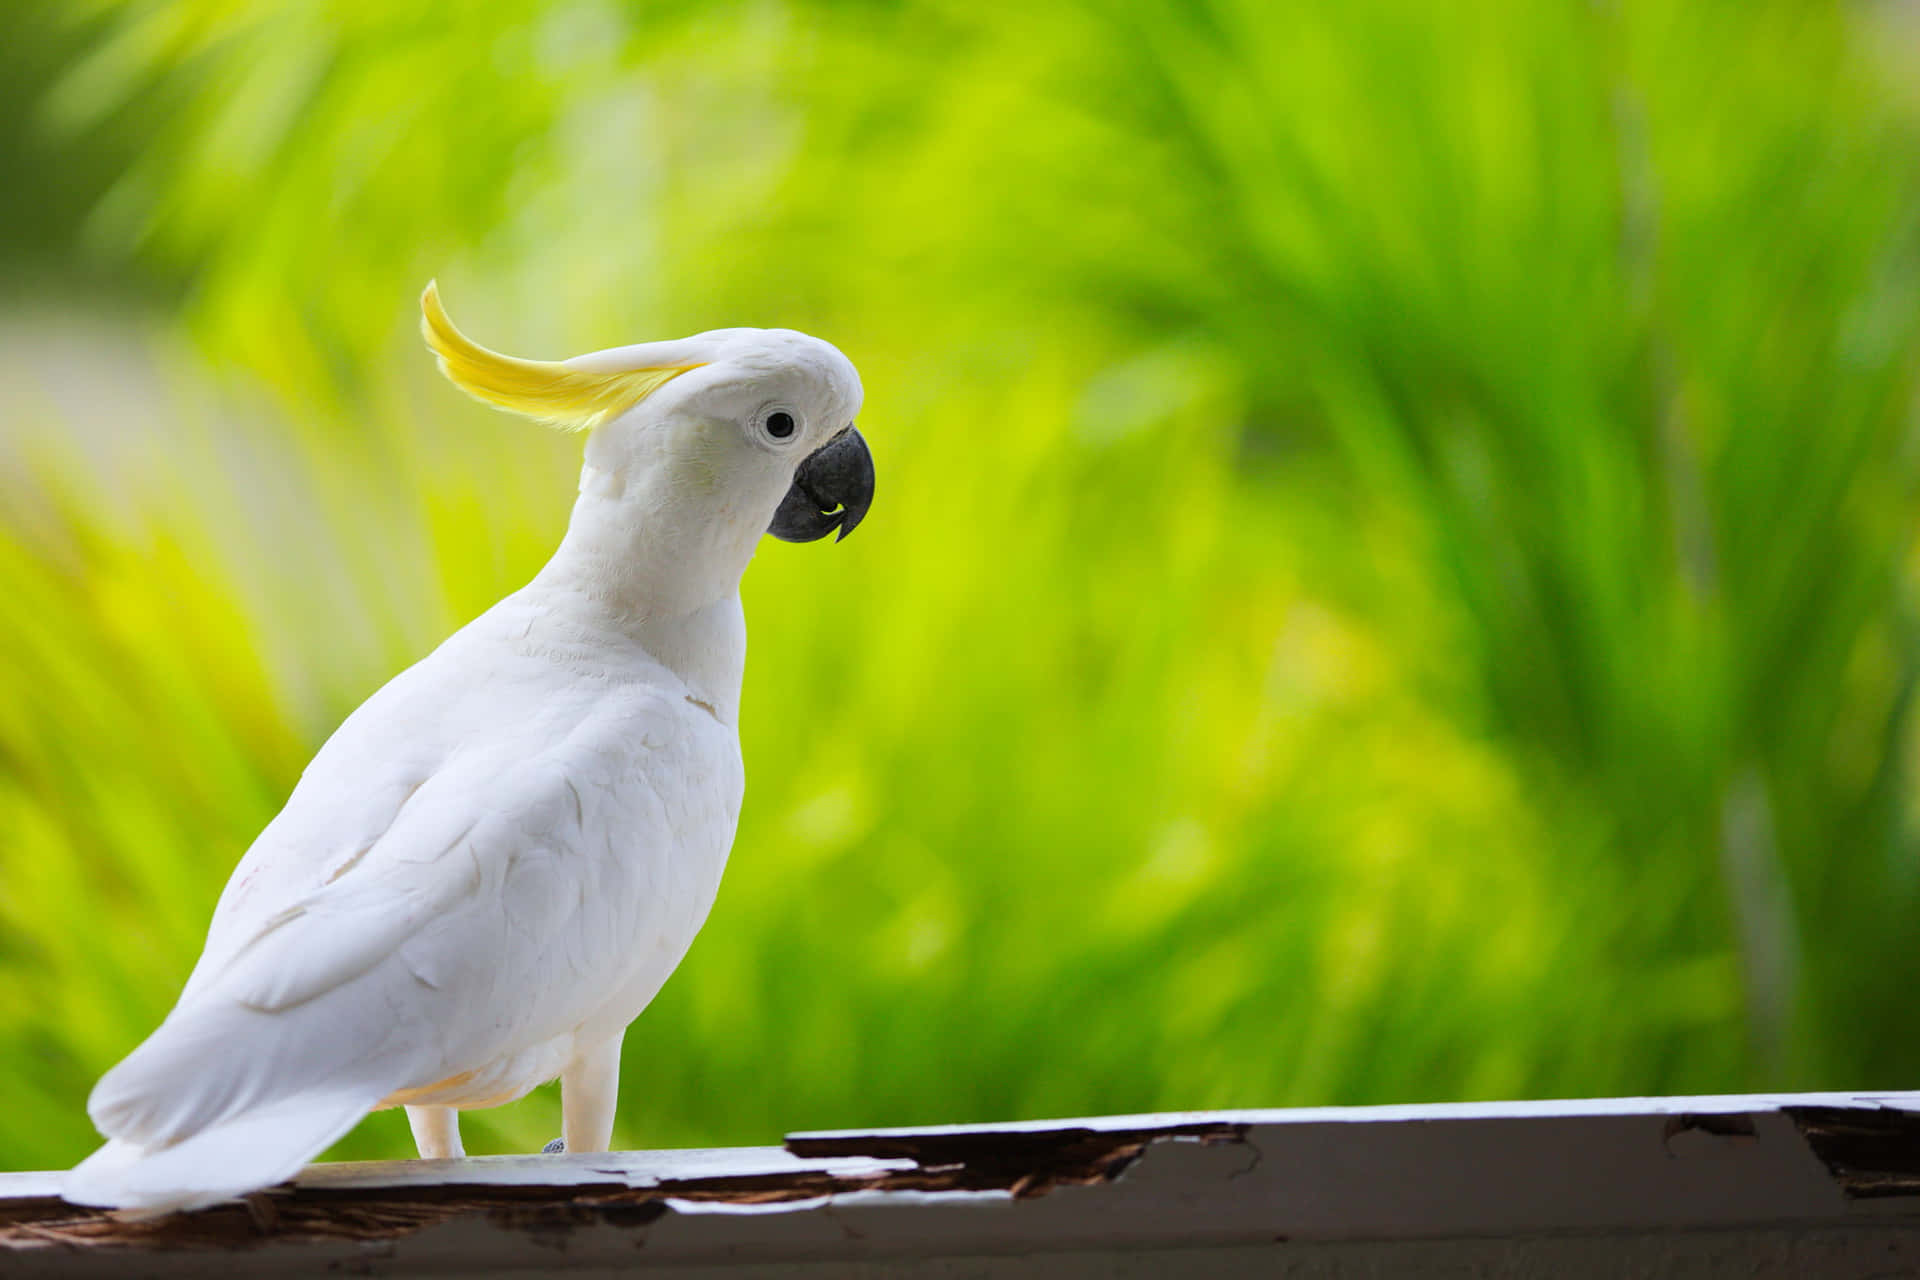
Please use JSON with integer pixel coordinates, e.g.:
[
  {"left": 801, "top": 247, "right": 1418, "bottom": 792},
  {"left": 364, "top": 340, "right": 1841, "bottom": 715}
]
[{"left": 543, "top": 1137, "right": 566, "bottom": 1154}]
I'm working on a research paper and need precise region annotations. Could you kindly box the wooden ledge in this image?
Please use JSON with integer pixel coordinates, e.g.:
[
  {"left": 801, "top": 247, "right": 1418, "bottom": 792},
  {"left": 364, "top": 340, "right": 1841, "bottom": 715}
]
[{"left": 5, "top": 1091, "right": 1920, "bottom": 1276}]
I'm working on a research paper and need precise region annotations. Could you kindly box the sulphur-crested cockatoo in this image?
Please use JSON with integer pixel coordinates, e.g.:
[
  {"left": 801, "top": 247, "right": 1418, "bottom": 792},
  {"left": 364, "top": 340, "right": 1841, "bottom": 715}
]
[{"left": 61, "top": 284, "right": 873, "bottom": 1214}]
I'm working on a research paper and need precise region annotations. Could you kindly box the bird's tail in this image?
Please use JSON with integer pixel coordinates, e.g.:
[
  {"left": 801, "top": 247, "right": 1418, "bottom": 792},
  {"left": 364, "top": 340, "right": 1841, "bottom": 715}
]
[{"left": 62, "top": 1089, "right": 372, "bottom": 1214}]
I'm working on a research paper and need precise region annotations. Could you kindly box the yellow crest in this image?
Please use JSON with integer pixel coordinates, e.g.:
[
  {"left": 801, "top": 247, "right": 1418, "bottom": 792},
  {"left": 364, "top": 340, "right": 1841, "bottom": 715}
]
[{"left": 420, "top": 282, "right": 701, "bottom": 431}]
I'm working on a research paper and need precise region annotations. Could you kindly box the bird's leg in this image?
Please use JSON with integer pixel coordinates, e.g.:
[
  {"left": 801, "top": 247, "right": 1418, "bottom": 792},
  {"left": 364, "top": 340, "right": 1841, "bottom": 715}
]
[
  {"left": 406, "top": 1105, "right": 465, "bottom": 1159},
  {"left": 560, "top": 1037, "right": 623, "bottom": 1155}
]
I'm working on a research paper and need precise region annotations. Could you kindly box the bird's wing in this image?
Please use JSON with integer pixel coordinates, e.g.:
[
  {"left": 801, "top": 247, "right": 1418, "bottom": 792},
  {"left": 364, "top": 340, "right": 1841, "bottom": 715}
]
[
  {"left": 202, "top": 760, "right": 510, "bottom": 1015},
  {"left": 88, "top": 682, "right": 740, "bottom": 1153},
  {"left": 180, "top": 665, "right": 458, "bottom": 1002}
]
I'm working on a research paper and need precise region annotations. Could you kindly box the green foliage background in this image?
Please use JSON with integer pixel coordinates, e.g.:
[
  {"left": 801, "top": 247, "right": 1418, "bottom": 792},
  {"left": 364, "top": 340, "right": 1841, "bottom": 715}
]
[{"left": 3, "top": 0, "right": 1920, "bottom": 1170}]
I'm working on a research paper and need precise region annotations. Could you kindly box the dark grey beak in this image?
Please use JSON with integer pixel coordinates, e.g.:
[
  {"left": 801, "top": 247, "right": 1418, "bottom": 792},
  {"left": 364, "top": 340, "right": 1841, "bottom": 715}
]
[{"left": 769, "top": 426, "right": 874, "bottom": 543}]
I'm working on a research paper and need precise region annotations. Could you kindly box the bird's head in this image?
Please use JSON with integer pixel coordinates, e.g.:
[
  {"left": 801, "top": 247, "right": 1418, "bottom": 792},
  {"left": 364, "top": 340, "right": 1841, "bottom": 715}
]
[{"left": 421, "top": 282, "right": 873, "bottom": 554}]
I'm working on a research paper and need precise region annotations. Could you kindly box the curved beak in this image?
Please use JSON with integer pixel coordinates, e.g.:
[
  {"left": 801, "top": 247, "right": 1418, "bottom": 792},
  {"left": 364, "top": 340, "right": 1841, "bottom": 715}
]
[{"left": 769, "top": 426, "right": 874, "bottom": 543}]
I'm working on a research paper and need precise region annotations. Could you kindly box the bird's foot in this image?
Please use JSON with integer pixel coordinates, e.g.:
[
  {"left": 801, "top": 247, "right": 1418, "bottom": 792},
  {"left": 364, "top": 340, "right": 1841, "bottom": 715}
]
[{"left": 543, "top": 1137, "right": 566, "bottom": 1154}]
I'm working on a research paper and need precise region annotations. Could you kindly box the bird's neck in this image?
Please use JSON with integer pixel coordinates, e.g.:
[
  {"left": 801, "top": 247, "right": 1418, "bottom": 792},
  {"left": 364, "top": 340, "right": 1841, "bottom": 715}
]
[{"left": 523, "top": 464, "right": 760, "bottom": 720}]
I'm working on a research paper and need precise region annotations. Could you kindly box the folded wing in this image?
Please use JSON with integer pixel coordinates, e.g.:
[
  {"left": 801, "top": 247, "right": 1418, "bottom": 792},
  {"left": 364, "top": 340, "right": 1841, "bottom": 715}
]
[{"left": 67, "top": 687, "right": 732, "bottom": 1211}]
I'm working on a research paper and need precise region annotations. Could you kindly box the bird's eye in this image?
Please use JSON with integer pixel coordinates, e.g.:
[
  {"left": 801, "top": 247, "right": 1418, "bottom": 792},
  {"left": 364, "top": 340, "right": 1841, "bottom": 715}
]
[{"left": 765, "top": 411, "right": 797, "bottom": 440}]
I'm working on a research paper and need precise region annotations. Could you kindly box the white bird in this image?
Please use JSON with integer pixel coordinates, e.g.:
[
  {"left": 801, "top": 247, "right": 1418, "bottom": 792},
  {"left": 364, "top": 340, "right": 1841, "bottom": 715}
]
[{"left": 61, "top": 283, "right": 873, "bottom": 1214}]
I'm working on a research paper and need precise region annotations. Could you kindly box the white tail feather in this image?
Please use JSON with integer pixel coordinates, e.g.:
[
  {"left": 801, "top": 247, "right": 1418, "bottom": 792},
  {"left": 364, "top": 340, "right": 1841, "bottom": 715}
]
[
  {"left": 87, "top": 984, "right": 405, "bottom": 1148},
  {"left": 62, "top": 1090, "right": 374, "bottom": 1213}
]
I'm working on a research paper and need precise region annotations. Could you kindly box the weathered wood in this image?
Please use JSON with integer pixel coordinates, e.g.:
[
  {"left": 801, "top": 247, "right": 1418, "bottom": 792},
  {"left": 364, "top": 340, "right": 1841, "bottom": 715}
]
[{"left": 5, "top": 1092, "right": 1920, "bottom": 1276}]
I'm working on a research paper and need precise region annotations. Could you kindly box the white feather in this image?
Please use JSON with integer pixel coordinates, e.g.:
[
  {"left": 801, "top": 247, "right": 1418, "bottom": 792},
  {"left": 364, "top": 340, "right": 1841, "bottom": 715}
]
[{"left": 64, "top": 1091, "right": 372, "bottom": 1214}]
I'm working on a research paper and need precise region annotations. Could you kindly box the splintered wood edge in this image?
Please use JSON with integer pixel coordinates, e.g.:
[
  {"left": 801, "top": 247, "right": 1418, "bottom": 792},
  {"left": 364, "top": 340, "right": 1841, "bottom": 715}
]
[{"left": 4, "top": 1091, "right": 1920, "bottom": 1255}]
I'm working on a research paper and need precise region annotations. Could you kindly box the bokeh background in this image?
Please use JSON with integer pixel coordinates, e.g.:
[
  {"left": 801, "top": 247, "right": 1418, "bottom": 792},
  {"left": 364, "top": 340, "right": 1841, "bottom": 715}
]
[{"left": 4, "top": 0, "right": 1920, "bottom": 1171}]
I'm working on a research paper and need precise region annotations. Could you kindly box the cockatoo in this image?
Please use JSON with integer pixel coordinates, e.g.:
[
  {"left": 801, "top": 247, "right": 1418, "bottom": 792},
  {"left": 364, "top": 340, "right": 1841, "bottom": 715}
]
[{"left": 61, "top": 284, "right": 873, "bottom": 1214}]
